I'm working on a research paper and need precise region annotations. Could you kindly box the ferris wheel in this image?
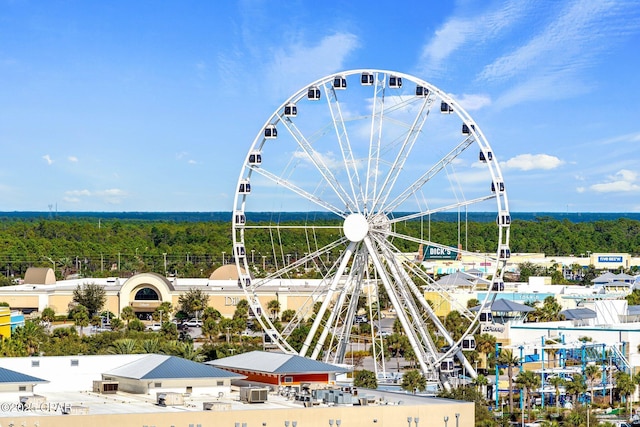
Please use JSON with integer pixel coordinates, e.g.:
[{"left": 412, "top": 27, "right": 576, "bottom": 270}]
[{"left": 231, "top": 69, "right": 510, "bottom": 389}]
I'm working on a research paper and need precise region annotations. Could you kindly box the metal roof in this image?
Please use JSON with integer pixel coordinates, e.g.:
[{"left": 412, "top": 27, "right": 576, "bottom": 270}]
[
  {"left": 560, "top": 308, "right": 597, "bottom": 320},
  {"left": 0, "top": 366, "right": 48, "bottom": 384},
  {"left": 104, "top": 354, "right": 243, "bottom": 380},
  {"left": 470, "top": 298, "right": 535, "bottom": 313},
  {"left": 207, "top": 351, "right": 349, "bottom": 374}
]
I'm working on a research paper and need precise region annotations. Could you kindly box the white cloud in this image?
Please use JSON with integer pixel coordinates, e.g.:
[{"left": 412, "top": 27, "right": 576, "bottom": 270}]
[
  {"left": 68, "top": 156, "right": 78, "bottom": 162},
  {"left": 480, "top": 1, "right": 627, "bottom": 83},
  {"left": 264, "top": 32, "right": 359, "bottom": 99},
  {"left": 455, "top": 93, "right": 492, "bottom": 111},
  {"left": 501, "top": 154, "right": 564, "bottom": 171},
  {"left": 419, "top": 2, "right": 530, "bottom": 74},
  {"left": 590, "top": 170, "right": 640, "bottom": 193},
  {"left": 42, "top": 154, "right": 53, "bottom": 165}
]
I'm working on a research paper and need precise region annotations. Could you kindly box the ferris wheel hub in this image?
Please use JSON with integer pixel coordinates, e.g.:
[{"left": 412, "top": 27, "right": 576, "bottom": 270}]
[{"left": 343, "top": 213, "right": 369, "bottom": 242}]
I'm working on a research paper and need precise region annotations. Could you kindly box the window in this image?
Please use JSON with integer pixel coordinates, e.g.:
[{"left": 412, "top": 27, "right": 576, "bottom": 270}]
[
  {"left": 71, "top": 359, "right": 79, "bottom": 367},
  {"left": 186, "top": 386, "right": 193, "bottom": 394},
  {"left": 18, "top": 386, "right": 26, "bottom": 391},
  {"left": 284, "top": 376, "right": 293, "bottom": 383},
  {"left": 31, "top": 360, "right": 40, "bottom": 367},
  {"left": 217, "top": 381, "right": 224, "bottom": 386},
  {"left": 154, "top": 382, "right": 162, "bottom": 387},
  {"left": 135, "top": 287, "right": 160, "bottom": 301}
]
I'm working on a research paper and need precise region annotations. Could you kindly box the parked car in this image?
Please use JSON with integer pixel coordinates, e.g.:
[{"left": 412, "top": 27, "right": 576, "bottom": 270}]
[
  {"left": 183, "top": 319, "right": 203, "bottom": 327},
  {"left": 354, "top": 315, "right": 368, "bottom": 324},
  {"left": 376, "top": 330, "right": 392, "bottom": 338},
  {"left": 146, "top": 323, "right": 162, "bottom": 331}
]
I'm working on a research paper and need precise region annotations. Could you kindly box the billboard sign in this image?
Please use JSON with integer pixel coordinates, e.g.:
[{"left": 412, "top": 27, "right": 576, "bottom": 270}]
[{"left": 423, "top": 245, "right": 459, "bottom": 260}]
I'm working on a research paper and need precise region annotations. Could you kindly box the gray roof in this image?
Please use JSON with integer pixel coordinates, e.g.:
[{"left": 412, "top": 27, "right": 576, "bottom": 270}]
[
  {"left": 470, "top": 299, "right": 535, "bottom": 313},
  {"left": 435, "top": 271, "right": 489, "bottom": 287},
  {"left": 560, "top": 308, "right": 597, "bottom": 320},
  {"left": 628, "top": 306, "right": 640, "bottom": 316},
  {"left": 592, "top": 272, "right": 617, "bottom": 283},
  {"left": 104, "top": 354, "right": 243, "bottom": 380},
  {"left": 207, "top": 351, "right": 349, "bottom": 374},
  {"left": 0, "top": 366, "right": 48, "bottom": 384}
]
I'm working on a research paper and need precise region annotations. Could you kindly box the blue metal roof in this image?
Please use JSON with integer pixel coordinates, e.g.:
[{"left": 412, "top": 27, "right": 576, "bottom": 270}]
[
  {"left": 560, "top": 308, "right": 597, "bottom": 320},
  {"left": 0, "top": 367, "right": 47, "bottom": 384},
  {"left": 105, "top": 354, "right": 244, "bottom": 380}
]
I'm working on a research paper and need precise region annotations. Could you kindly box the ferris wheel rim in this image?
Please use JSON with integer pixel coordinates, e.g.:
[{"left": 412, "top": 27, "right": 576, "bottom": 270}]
[{"left": 231, "top": 68, "right": 511, "bottom": 383}]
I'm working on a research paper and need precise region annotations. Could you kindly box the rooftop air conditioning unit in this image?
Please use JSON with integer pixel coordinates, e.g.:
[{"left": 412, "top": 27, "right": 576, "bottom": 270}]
[{"left": 240, "top": 386, "right": 269, "bottom": 404}]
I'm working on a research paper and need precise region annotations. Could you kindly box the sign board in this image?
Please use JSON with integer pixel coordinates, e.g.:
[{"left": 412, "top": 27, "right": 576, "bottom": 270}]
[
  {"left": 422, "top": 245, "right": 459, "bottom": 260},
  {"left": 598, "top": 256, "right": 623, "bottom": 263}
]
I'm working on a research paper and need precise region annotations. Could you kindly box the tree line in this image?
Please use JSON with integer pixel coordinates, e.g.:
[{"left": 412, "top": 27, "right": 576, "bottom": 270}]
[{"left": 1, "top": 216, "right": 640, "bottom": 284}]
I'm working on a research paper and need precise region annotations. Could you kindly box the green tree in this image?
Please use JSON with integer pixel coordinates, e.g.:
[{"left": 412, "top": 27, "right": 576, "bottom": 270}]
[
  {"left": 109, "top": 338, "right": 139, "bottom": 354},
  {"left": 400, "top": 369, "right": 427, "bottom": 394},
  {"left": 498, "top": 348, "right": 520, "bottom": 415},
  {"left": 584, "top": 364, "right": 600, "bottom": 404},
  {"left": 353, "top": 370, "right": 378, "bottom": 389},
  {"left": 178, "top": 288, "right": 209, "bottom": 319},
  {"left": 267, "top": 299, "right": 281, "bottom": 321},
  {"left": 548, "top": 376, "right": 566, "bottom": 410},
  {"left": 121, "top": 306, "right": 135, "bottom": 325},
  {"left": 565, "top": 373, "right": 588, "bottom": 408},
  {"left": 72, "top": 282, "right": 106, "bottom": 317},
  {"left": 515, "top": 370, "right": 541, "bottom": 421},
  {"left": 71, "top": 304, "right": 90, "bottom": 336}
]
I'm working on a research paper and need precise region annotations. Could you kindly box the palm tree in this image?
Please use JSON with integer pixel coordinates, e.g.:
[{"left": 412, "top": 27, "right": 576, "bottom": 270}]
[
  {"left": 584, "top": 364, "right": 600, "bottom": 405},
  {"left": 475, "top": 333, "right": 496, "bottom": 372},
  {"left": 121, "top": 306, "right": 135, "bottom": 325},
  {"left": 400, "top": 369, "right": 427, "bottom": 394},
  {"left": 387, "top": 333, "right": 408, "bottom": 372},
  {"left": 108, "top": 338, "right": 139, "bottom": 354},
  {"left": 139, "top": 338, "right": 160, "bottom": 353},
  {"left": 267, "top": 299, "right": 280, "bottom": 321},
  {"left": 547, "top": 376, "right": 566, "bottom": 410},
  {"left": 472, "top": 373, "right": 489, "bottom": 396},
  {"left": 565, "top": 373, "right": 587, "bottom": 408},
  {"left": 615, "top": 371, "right": 635, "bottom": 414},
  {"left": 515, "top": 370, "right": 541, "bottom": 422},
  {"left": 498, "top": 348, "right": 521, "bottom": 415}
]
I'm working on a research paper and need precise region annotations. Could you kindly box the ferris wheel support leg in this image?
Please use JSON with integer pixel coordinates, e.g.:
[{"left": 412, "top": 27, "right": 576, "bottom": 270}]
[
  {"left": 300, "top": 241, "right": 356, "bottom": 357},
  {"left": 363, "top": 236, "right": 433, "bottom": 381}
]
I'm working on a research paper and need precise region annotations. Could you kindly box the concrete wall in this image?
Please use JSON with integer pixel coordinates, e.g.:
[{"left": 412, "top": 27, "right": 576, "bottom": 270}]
[
  {"left": 0, "top": 400, "right": 475, "bottom": 427},
  {"left": 0, "top": 355, "right": 145, "bottom": 392}
]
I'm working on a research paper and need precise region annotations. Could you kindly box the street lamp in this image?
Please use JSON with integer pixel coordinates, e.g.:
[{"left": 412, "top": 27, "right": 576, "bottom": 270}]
[
  {"left": 407, "top": 417, "right": 413, "bottom": 427},
  {"left": 455, "top": 413, "right": 460, "bottom": 427},
  {"left": 222, "top": 251, "right": 226, "bottom": 265},
  {"left": 251, "top": 249, "right": 255, "bottom": 264},
  {"left": 444, "top": 416, "right": 449, "bottom": 427}
]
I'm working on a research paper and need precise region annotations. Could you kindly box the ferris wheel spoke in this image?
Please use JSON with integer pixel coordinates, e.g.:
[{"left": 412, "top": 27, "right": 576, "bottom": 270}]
[
  {"left": 323, "top": 84, "right": 363, "bottom": 212},
  {"left": 387, "top": 195, "right": 496, "bottom": 225},
  {"left": 379, "top": 136, "right": 476, "bottom": 214},
  {"left": 276, "top": 117, "right": 357, "bottom": 211},
  {"left": 371, "top": 95, "right": 433, "bottom": 212},
  {"left": 249, "top": 166, "right": 346, "bottom": 217}
]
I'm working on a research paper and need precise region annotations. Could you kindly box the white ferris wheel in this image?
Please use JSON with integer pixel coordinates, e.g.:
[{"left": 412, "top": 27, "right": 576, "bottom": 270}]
[{"left": 232, "top": 69, "right": 510, "bottom": 390}]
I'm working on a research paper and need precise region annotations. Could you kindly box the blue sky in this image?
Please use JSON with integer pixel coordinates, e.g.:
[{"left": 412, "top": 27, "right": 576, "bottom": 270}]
[{"left": 1, "top": 0, "right": 639, "bottom": 213}]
